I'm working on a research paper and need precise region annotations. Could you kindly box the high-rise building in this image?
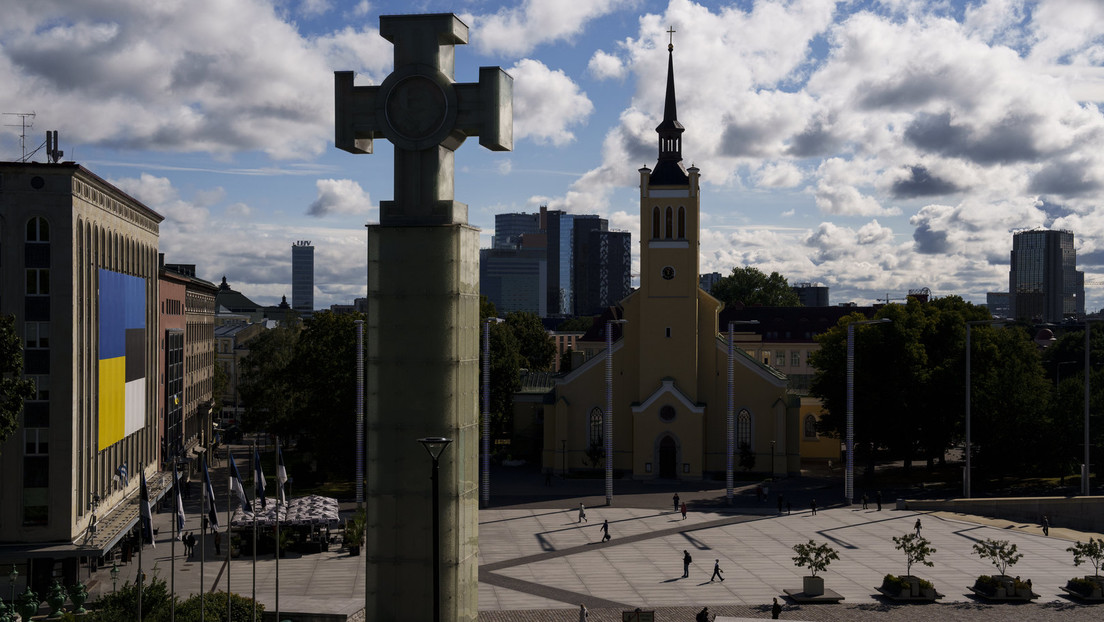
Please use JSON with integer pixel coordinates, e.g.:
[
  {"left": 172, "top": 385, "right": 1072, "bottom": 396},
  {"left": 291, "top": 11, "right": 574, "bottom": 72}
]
[
  {"left": 479, "top": 247, "right": 547, "bottom": 315},
  {"left": 1009, "top": 230, "right": 1084, "bottom": 322},
  {"left": 791, "top": 283, "right": 829, "bottom": 307},
  {"left": 0, "top": 162, "right": 170, "bottom": 589},
  {"left": 985, "top": 292, "right": 1011, "bottom": 318},
  {"left": 492, "top": 212, "right": 540, "bottom": 249},
  {"left": 574, "top": 229, "right": 631, "bottom": 316},
  {"left": 292, "top": 240, "right": 314, "bottom": 313}
]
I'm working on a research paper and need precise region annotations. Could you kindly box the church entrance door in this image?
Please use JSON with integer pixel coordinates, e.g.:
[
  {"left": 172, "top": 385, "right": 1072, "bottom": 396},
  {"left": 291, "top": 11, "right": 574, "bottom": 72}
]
[{"left": 659, "top": 436, "right": 677, "bottom": 479}]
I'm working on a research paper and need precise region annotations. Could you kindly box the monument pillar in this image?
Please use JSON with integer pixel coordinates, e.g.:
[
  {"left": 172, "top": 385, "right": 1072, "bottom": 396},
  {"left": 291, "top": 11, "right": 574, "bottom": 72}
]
[{"left": 335, "top": 13, "right": 511, "bottom": 621}]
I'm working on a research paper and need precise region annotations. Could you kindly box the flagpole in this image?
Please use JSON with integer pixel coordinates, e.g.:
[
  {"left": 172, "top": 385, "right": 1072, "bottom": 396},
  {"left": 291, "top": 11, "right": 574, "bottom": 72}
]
[
  {"left": 227, "top": 446, "right": 232, "bottom": 617},
  {"left": 138, "top": 524, "right": 143, "bottom": 621},
  {"left": 252, "top": 440, "right": 257, "bottom": 622},
  {"left": 201, "top": 457, "right": 206, "bottom": 622},
  {"left": 275, "top": 436, "right": 281, "bottom": 622},
  {"left": 171, "top": 467, "right": 177, "bottom": 622}
]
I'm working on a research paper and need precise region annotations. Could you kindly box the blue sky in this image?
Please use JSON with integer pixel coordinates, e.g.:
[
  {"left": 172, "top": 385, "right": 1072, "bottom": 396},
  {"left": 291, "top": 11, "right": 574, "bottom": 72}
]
[{"left": 3, "top": 0, "right": 1104, "bottom": 311}]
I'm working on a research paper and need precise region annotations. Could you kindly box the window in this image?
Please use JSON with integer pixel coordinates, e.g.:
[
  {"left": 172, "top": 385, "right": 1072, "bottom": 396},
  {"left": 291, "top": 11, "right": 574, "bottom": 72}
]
[
  {"left": 26, "top": 217, "right": 49, "bottom": 242},
  {"left": 26, "top": 268, "right": 49, "bottom": 295},
  {"left": 27, "top": 376, "right": 50, "bottom": 401},
  {"left": 659, "top": 404, "right": 676, "bottom": 422},
  {"left": 652, "top": 207, "right": 660, "bottom": 239},
  {"left": 24, "top": 429, "right": 48, "bottom": 455},
  {"left": 791, "top": 350, "right": 801, "bottom": 367},
  {"left": 665, "top": 327, "right": 671, "bottom": 338},
  {"left": 804, "top": 415, "right": 818, "bottom": 439},
  {"left": 589, "top": 408, "right": 603, "bottom": 445},
  {"left": 677, "top": 207, "right": 685, "bottom": 238},
  {"left": 25, "top": 322, "right": 49, "bottom": 349},
  {"left": 665, "top": 207, "right": 673, "bottom": 239},
  {"left": 775, "top": 350, "right": 785, "bottom": 367},
  {"left": 737, "top": 409, "right": 751, "bottom": 447}
]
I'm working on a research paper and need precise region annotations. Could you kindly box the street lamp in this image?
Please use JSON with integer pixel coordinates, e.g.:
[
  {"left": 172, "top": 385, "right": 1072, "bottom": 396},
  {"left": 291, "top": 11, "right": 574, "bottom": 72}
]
[
  {"left": 1082, "top": 320, "right": 1101, "bottom": 496},
  {"left": 482, "top": 317, "right": 504, "bottom": 507},
  {"left": 727, "top": 320, "right": 759, "bottom": 504},
  {"left": 355, "top": 319, "right": 364, "bottom": 509},
  {"left": 845, "top": 318, "right": 891, "bottom": 505},
  {"left": 965, "top": 319, "right": 1010, "bottom": 498},
  {"left": 110, "top": 563, "right": 119, "bottom": 593},
  {"left": 605, "top": 318, "right": 627, "bottom": 506},
  {"left": 8, "top": 564, "right": 16, "bottom": 602},
  {"left": 417, "top": 436, "right": 452, "bottom": 622}
]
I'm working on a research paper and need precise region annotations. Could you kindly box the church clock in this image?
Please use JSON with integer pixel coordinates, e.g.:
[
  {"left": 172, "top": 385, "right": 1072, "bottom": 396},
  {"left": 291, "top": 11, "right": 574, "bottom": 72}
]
[{"left": 661, "top": 266, "right": 675, "bottom": 280}]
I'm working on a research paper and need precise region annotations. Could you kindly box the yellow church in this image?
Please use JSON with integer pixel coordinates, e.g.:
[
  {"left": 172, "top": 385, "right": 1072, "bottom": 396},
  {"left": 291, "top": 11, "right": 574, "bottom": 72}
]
[{"left": 540, "top": 44, "right": 801, "bottom": 481}]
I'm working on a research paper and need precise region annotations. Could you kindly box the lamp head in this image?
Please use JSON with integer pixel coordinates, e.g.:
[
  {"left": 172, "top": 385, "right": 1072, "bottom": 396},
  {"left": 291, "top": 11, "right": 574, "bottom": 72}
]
[{"left": 417, "top": 437, "right": 453, "bottom": 461}]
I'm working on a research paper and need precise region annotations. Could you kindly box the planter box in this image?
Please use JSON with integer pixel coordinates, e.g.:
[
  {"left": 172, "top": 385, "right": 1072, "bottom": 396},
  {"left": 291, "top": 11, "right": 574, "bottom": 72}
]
[
  {"left": 877, "top": 575, "right": 942, "bottom": 602},
  {"left": 1061, "top": 576, "right": 1104, "bottom": 602},
  {"left": 970, "top": 575, "right": 1038, "bottom": 601},
  {"left": 803, "top": 575, "right": 824, "bottom": 596}
]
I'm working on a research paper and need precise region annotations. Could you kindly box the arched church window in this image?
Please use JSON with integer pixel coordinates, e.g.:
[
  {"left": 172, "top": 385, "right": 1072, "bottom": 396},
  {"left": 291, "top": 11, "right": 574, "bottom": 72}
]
[
  {"left": 652, "top": 207, "right": 660, "bottom": 239},
  {"left": 589, "top": 408, "right": 603, "bottom": 445},
  {"left": 26, "top": 216, "right": 49, "bottom": 242},
  {"left": 665, "top": 207, "right": 673, "bottom": 239},
  {"left": 804, "top": 414, "right": 818, "bottom": 439},
  {"left": 677, "top": 207, "right": 685, "bottom": 238},
  {"left": 737, "top": 409, "right": 751, "bottom": 447}
]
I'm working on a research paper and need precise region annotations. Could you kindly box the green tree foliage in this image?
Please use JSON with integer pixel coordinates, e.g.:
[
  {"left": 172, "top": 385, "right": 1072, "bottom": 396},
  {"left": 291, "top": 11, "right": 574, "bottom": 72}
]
[
  {"left": 211, "top": 361, "right": 229, "bottom": 413},
  {"left": 0, "top": 314, "right": 35, "bottom": 451},
  {"left": 585, "top": 439, "right": 604, "bottom": 468},
  {"left": 238, "top": 325, "right": 300, "bottom": 437},
  {"left": 893, "top": 533, "right": 936, "bottom": 577},
  {"left": 972, "top": 538, "right": 1022, "bottom": 576},
  {"left": 505, "top": 311, "right": 556, "bottom": 371},
  {"left": 738, "top": 442, "right": 756, "bottom": 471},
  {"left": 557, "top": 316, "right": 596, "bottom": 332},
  {"left": 1067, "top": 538, "right": 1104, "bottom": 577},
  {"left": 92, "top": 576, "right": 173, "bottom": 621},
  {"left": 174, "top": 591, "right": 263, "bottom": 622},
  {"left": 791, "top": 540, "right": 839, "bottom": 576},
  {"left": 1041, "top": 327, "right": 1104, "bottom": 479},
  {"left": 710, "top": 266, "right": 800, "bottom": 308}
]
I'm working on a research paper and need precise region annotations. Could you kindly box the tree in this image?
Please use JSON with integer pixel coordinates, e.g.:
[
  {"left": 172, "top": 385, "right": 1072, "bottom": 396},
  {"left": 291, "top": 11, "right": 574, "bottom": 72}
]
[
  {"left": 791, "top": 540, "right": 839, "bottom": 576},
  {"left": 237, "top": 325, "right": 300, "bottom": 438},
  {"left": 1067, "top": 538, "right": 1104, "bottom": 577},
  {"left": 557, "top": 316, "right": 596, "bottom": 332},
  {"left": 0, "top": 314, "right": 35, "bottom": 452},
  {"left": 211, "top": 362, "right": 229, "bottom": 413},
  {"left": 710, "top": 266, "right": 800, "bottom": 308},
  {"left": 480, "top": 305, "right": 521, "bottom": 444},
  {"left": 893, "top": 533, "right": 936, "bottom": 577},
  {"left": 585, "top": 439, "right": 604, "bottom": 468},
  {"left": 738, "top": 442, "right": 756, "bottom": 471},
  {"left": 972, "top": 538, "right": 1022, "bottom": 576},
  {"left": 505, "top": 311, "right": 556, "bottom": 371}
]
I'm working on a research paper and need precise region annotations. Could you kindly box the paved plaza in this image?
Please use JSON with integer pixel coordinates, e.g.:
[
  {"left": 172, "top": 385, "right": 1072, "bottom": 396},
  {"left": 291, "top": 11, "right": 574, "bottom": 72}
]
[{"left": 81, "top": 460, "right": 1103, "bottom": 621}]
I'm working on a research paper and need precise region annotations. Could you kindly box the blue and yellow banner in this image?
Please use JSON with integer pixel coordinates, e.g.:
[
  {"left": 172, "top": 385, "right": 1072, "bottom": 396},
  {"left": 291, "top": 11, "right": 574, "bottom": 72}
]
[{"left": 98, "top": 269, "right": 146, "bottom": 450}]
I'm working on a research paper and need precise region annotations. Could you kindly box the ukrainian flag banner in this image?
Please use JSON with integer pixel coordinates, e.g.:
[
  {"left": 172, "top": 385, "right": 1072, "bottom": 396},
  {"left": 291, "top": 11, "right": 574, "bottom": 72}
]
[{"left": 98, "top": 269, "right": 146, "bottom": 449}]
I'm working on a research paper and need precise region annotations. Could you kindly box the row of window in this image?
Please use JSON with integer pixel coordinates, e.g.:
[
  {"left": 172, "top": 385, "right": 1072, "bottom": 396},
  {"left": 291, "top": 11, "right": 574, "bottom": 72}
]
[
  {"left": 766, "top": 349, "right": 812, "bottom": 368},
  {"left": 587, "top": 407, "right": 756, "bottom": 446},
  {"left": 650, "top": 206, "right": 686, "bottom": 240}
]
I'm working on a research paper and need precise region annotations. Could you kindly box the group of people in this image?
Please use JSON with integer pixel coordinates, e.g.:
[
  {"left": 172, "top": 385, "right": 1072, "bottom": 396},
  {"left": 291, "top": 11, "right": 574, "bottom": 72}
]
[
  {"left": 672, "top": 493, "right": 687, "bottom": 519},
  {"left": 859, "top": 491, "right": 884, "bottom": 510},
  {"left": 181, "top": 532, "right": 197, "bottom": 556}
]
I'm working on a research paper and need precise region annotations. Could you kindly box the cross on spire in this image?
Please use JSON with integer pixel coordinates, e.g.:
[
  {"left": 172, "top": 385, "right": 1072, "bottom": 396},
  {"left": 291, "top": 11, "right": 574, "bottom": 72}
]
[{"left": 667, "top": 26, "right": 676, "bottom": 50}]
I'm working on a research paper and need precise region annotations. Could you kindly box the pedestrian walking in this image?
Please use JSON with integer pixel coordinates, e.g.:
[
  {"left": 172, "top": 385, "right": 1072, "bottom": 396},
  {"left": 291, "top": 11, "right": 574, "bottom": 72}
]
[
  {"left": 696, "top": 606, "right": 713, "bottom": 622},
  {"left": 214, "top": 530, "right": 222, "bottom": 556},
  {"left": 810, "top": 499, "right": 817, "bottom": 516},
  {"left": 600, "top": 520, "right": 610, "bottom": 542},
  {"left": 188, "top": 532, "right": 196, "bottom": 557},
  {"left": 786, "top": 501, "right": 791, "bottom": 515},
  {"left": 578, "top": 603, "right": 588, "bottom": 621},
  {"left": 914, "top": 517, "right": 922, "bottom": 536},
  {"left": 673, "top": 493, "right": 681, "bottom": 513},
  {"left": 710, "top": 559, "right": 724, "bottom": 582},
  {"left": 772, "top": 597, "right": 782, "bottom": 619},
  {"left": 680, "top": 501, "right": 687, "bottom": 520},
  {"left": 1042, "top": 515, "right": 1050, "bottom": 536},
  {"left": 777, "top": 493, "right": 784, "bottom": 514},
  {"left": 861, "top": 493, "right": 868, "bottom": 509},
  {"left": 876, "top": 490, "right": 883, "bottom": 511},
  {"left": 682, "top": 550, "right": 692, "bottom": 578},
  {"left": 578, "top": 502, "right": 587, "bottom": 523}
]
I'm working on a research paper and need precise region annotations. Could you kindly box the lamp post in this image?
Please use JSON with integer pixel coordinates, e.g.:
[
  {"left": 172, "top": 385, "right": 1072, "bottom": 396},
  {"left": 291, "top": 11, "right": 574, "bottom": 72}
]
[
  {"left": 110, "top": 563, "right": 118, "bottom": 593},
  {"left": 1083, "top": 320, "right": 1100, "bottom": 496},
  {"left": 8, "top": 564, "right": 16, "bottom": 602},
  {"left": 727, "top": 320, "right": 759, "bottom": 504},
  {"left": 417, "top": 436, "right": 452, "bottom": 622},
  {"left": 605, "top": 318, "right": 627, "bottom": 506},
  {"left": 355, "top": 319, "right": 364, "bottom": 510},
  {"left": 965, "top": 319, "right": 1009, "bottom": 498},
  {"left": 845, "top": 318, "right": 891, "bottom": 505},
  {"left": 482, "top": 317, "right": 503, "bottom": 507}
]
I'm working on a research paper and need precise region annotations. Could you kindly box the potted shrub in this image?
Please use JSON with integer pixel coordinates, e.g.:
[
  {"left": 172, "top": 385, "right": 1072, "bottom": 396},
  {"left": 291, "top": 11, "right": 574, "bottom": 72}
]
[
  {"left": 878, "top": 533, "right": 939, "bottom": 601},
  {"left": 345, "top": 509, "right": 366, "bottom": 556},
  {"left": 792, "top": 539, "right": 839, "bottom": 596},
  {"left": 970, "top": 538, "right": 1035, "bottom": 600},
  {"left": 1064, "top": 538, "right": 1104, "bottom": 601}
]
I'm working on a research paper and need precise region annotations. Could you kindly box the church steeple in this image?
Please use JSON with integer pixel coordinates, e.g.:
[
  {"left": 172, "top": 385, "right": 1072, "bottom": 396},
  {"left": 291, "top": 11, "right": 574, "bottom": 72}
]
[{"left": 651, "top": 36, "right": 689, "bottom": 186}]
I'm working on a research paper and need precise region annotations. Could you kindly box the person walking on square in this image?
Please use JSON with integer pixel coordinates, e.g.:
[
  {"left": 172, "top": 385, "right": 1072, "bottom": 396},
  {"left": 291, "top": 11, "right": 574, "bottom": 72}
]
[
  {"left": 777, "top": 493, "right": 784, "bottom": 514},
  {"left": 914, "top": 517, "right": 922, "bottom": 536},
  {"left": 681, "top": 501, "right": 687, "bottom": 520},
  {"left": 772, "top": 597, "right": 782, "bottom": 619},
  {"left": 861, "top": 493, "right": 869, "bottom": 509},
  {"left": 710, "top": 559, "right": 724, "bottom": 582},
  {"left": 696, "top": 606, "right": 713, "bottom": 622},
  {"left": 1042, "top": 515, "right": 1050, "bottom": 536},
  {"left": 810, "top": 499, "right": 817, "bottom": 515},
  {"left": 214, "top": 530, "right": 222, "bottom": 556},
  {"left": 578, "top": 603, "right": 588, "bottom": 621},
  {"left": 578, "top": 503, "right": 587, "bottom": 523},
  {"left": 876, "top": 490, "right": 883, "bottom": 511},
  {"left": 600, "top": 519, "right": 610, "bottom": 542},
  {"left": 683, "top": 550, "right": 692, "bottom": 578},
  {"left": 673, "top": 493, "right": 680, "bottom": 513}
]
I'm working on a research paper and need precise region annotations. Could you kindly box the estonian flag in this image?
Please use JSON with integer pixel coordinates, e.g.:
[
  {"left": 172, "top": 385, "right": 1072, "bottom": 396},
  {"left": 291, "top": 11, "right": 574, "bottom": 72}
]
[
  {"left": 174, "top": 464, "right": 186, "bottom": 534},
  {"left": 254, "top": 447, "right": 267, "bottom": 510},
  {"left": 276, "top": 442, "right": 288, "bottom": 506},
  {"left": 202, "top": 456, "right": 220, "bottom": 531},
  {"left": 139, "top": 469, "right": 155, "bottom": 548},
  {"left": 229, "top": 452, "right": 252, "bottom": 513},
  {"left": 118, "top": 462, "right": 129, "bottom": 488}
]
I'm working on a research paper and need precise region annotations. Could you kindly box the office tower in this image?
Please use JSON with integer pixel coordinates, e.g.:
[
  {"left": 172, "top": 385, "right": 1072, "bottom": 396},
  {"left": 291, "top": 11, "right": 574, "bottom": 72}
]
[
  {"left": 575, "top": 229, "right": 631, "bottom": 316},
  {"left": 480, "top": 247, "right": 547, "bottom": 315},
  {"left": 292, "top": 240, "right": 314, "bottom": 313},
  {"left": 493, "top": 212, "right": 540, "bottom": 249},
  {"left": 1009, "top": 230, "right": 1084, "bottom": 322},
  {"left": 791, "top": 283, "right": 829, "bottom": 307}
]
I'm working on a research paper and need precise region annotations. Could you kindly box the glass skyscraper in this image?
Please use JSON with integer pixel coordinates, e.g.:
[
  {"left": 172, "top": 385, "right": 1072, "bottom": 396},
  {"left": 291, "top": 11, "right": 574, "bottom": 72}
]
[
  {"left": 1009, "top": 229, "right": 1084, "bottom": 322},
  {"left": 292, "top": 240, "right": 314, "bottom": 313}
]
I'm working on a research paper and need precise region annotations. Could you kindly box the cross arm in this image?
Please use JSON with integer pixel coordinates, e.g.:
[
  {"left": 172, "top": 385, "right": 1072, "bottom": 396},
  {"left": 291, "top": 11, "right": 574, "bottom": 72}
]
[
  {"left": 335, "top": 71, "right": 382, "bottom": 154},
  {"left": 454, "top": 67, "right": 513, "bottom": 152}
]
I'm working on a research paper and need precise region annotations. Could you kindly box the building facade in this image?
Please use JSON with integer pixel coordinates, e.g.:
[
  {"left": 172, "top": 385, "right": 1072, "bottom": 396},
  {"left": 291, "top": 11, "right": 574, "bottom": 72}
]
[
  {"left": 292, "top": 240, "right": 314, "bottom": 313},
  {"left": 0, "top": 162, "right": 168, "bottom": 589},
  {"left": 1009, "top": 230, "right": 1084, "bottom": 323},
  {"left": 479, "top": 247, "right": 547, "bottom": 315}
]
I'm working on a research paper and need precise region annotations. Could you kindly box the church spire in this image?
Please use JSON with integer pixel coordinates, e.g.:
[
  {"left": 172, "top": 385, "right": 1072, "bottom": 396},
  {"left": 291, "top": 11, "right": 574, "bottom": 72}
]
[{"left": 651, "top": 32, "right": 688, "bottom": 186}]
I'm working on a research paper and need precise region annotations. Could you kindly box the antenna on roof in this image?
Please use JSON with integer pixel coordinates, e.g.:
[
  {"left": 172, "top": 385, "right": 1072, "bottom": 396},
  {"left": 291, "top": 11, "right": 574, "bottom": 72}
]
[
  {"left": 3, "top": 112, "right": 36, "bottom": 161},
  {"left": 45, "top": 130, "right": 63, "bottom": 163}
]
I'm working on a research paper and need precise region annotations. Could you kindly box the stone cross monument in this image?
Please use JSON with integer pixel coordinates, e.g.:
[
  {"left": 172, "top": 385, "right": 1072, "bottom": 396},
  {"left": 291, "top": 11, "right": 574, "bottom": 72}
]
[{"left": 334, "top": 13, "right": 511, "bottom": 622}]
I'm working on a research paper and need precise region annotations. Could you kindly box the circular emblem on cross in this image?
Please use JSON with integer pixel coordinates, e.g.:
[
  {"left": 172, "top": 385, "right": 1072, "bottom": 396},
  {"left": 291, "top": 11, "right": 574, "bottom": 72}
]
[{"left": 377, "top": 64, "right": 459, "bottom": 152}]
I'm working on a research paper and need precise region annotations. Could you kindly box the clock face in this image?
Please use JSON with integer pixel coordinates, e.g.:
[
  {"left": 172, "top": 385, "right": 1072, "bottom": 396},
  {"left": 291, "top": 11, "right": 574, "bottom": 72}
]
[{"left": 662, "top": 266, "right": 675, "bottom": 280}]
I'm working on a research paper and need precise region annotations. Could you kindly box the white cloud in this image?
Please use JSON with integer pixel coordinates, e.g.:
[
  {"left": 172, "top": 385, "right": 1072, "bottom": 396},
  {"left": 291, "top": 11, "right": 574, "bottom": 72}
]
[
  {"left": 753, "top": 161, "right": 804, "bottom": 188},
  {"left": 110, "top": 173, "right": 210, "bottom": 231},
  {"left": 510, "top": 59, "right": 594, "bottom": 146},
  {"left": 588, "top": 50, "right": 626, "bottom": 80},
  {"left": 307, "top": 179, "right": 373, "bottom": 217},
  {"left": 472, "top": 0, "right": 632, "bottom": 56}
]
